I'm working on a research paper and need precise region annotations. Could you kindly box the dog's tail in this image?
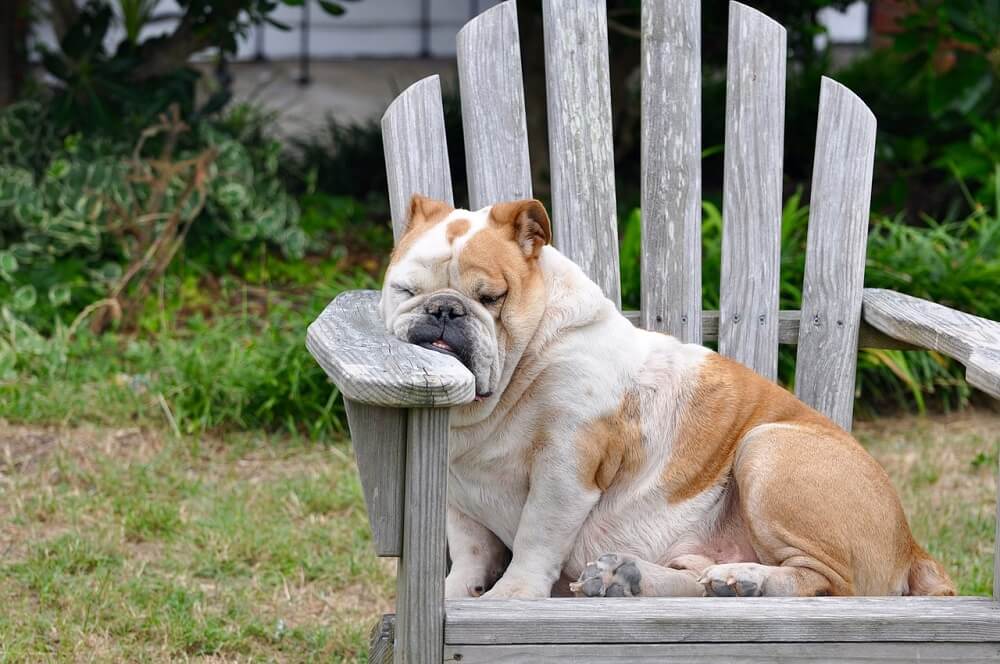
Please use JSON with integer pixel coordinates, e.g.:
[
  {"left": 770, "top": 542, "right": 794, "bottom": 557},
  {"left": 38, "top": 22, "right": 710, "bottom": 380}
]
[{"left": 907, "top": 546, "right": 956, "bottom": 596}]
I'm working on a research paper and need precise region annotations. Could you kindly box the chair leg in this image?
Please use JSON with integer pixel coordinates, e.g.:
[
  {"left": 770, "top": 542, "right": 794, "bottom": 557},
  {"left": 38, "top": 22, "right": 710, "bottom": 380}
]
[{"left": 395, "top": 408, "right": 449, "bottom": 664}]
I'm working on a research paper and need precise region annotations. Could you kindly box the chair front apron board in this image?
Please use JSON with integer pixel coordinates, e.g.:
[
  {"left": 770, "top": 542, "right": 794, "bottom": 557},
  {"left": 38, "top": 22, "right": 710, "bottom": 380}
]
[{"left": 306, "top": 1, "right": 1000, "bottom": 662}]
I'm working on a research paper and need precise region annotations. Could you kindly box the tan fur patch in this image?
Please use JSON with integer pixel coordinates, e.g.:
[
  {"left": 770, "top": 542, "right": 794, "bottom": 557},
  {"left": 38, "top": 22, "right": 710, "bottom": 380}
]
[
  {"left": 577, "top": 390, "right": 645, "bottom": 492},
  {"left": 907, "top": 545, "right": 956, "bottom": 596},
  {"left": 664, "top": 354, "right": 832, "bottom": 503},
  {"left": 457, "top": 226, "right": 527, "bottom": 287},
  {"left": 446, "top": 218, "right": 471, "bottom": 244}
]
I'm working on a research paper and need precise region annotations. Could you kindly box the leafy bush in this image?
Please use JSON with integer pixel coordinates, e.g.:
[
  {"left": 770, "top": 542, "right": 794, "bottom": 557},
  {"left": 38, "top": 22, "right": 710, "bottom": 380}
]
[
  {"left": 0, "top": 101, "right": 306, "bottom": 331},
  {"left": 37, "top": 0, "right": 352, "bottom": 137}
]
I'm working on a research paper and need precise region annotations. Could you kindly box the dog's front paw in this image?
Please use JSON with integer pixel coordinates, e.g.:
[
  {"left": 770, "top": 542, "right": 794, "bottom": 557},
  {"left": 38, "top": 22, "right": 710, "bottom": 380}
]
[
  {"left": 480, "top": 574, "right": 550, "bottom": 599},
  {"left": 569, "top": 553, "right": 642, "bottom": 597},
  {"left": 445, "top": 572, "right": 488, "bottom": 599}
]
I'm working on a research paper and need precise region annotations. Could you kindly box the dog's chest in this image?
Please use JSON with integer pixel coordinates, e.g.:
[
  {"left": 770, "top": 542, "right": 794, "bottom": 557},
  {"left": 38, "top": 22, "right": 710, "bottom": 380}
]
[{"left": 448, "top": 426, "right": 533, "bottom": 547}]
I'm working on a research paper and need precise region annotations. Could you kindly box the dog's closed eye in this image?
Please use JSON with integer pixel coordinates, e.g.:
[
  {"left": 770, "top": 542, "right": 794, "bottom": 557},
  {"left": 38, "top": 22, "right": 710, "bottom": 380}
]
[{"left": 479, "top": 291, "right": 506, "bottom": 307}]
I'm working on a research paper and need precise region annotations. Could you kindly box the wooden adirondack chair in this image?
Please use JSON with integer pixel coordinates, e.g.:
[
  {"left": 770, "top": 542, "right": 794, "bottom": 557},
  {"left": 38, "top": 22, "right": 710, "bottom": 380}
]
[{"left": 306, "top": 1, "right": 1000, "bottom": 662}]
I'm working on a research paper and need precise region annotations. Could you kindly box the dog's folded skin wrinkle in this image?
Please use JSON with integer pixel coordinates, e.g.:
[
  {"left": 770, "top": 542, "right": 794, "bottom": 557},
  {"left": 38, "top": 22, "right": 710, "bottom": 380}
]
[{"left": 380, "top": 194, "right": 956, "bottom": 600}]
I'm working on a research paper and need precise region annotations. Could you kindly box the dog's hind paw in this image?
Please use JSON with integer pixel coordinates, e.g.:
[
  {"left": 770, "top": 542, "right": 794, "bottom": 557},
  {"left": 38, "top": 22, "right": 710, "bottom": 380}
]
[
  {"left": 699, "top": 563, "right": 768, "bottom": 597},
  {"left": 569, "top": 553, "right": 642, "bottom": 597}
]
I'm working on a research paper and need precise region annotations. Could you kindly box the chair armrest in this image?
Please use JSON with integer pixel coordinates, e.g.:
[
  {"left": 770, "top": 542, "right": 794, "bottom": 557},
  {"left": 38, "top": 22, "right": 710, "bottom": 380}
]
[
  {"left": 306, "top": 289, "right": 475, "bottom": 408},
  {"left": 862, "top": 288, "right": 1000, "bottom": 399}
]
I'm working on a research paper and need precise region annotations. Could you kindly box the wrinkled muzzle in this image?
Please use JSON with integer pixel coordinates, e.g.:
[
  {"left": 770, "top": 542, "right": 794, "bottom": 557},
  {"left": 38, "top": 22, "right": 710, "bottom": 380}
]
[{"left": 390, "top": 291, "right": 499, "bottom": 398}]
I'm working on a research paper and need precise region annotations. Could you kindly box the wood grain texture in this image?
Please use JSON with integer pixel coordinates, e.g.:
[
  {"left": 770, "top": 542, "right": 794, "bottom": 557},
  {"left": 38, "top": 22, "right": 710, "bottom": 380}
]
[
  {"left": 639, "top": 0, "right": 702, "bottom": 342},
  {"left": 444, "top": 642, "right": 1000, "bottom": 663},
  {"left": 862, "top": 288, "right": 1000, "bottom": 399},
  {"left": 794, "top": 77, "right": 877, "bottom": 430},
  {"left": 382, "top": 75, "right": 454, "bottom": 242},
  {"left": 305, "top": 290, "right": 475, "bottom": 408},
  {"left": 718, "top": 2, "right": 786, "bottom": 379},
  {"left": 623, "top": 309, "right": 915, "bottom": 349},
  {"left": 369, "top": 614, "right": 395, "bottom": 664},
  {"left": 457, "top": 0, "right": 532, "bottom": 209},
  {"left": 996, "top": 456, "right": 1000, "bottom": 601},
  {"left": 344, "top": 399, "right": 406, "bottom": 556},
  {"left": 542, "top": 0, "right": 621, "bottom": 307},
  {"left": 445, "top": 597, "right": 1000, "bottom": 645},
  {"left": 396, "top": 409, "right": 449, "bottom": 664}
]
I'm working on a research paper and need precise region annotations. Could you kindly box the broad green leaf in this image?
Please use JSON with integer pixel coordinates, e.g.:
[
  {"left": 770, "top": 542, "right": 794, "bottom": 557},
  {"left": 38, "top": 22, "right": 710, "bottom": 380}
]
[
  {"left": 46, "top": 158, "right": 71, "bottom": 180},
  {"left": 48, "top": 283, "right": 72, "bottom": 307},
  {"left": 12, "top": 285, "right": 37, "bottom": 312},
  {"left": 318, "top": 1, "right": 346, "bottom": 16},
  {"left": 235, "top": 222, "right": 258, "bottom": 241},
  {"left": 0, "top": 251, "right": 18, "bottom": 276}
]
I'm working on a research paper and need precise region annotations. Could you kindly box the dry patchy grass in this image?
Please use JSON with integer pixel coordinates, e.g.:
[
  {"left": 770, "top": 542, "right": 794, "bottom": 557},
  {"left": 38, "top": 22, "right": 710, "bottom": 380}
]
[
  {"left": 0, "top": 424, "right": 392, "bottom": 662},
  {"left": 856, "top": 410, "right": 998, "bottom": 596}
]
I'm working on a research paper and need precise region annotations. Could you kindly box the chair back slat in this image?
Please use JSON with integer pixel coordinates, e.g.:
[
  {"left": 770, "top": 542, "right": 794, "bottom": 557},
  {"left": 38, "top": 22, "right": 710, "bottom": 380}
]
[
  {"left": 640, "top": 0, "right": 702, "bottom": 342},
  {"left": 542, "top": 0, "right": 621, "bottom": 307},
  {"left": 718, "top": 1, "right": 786, "bottom": 380},
  {"left": 457, "top": 0, "right": 532, "bottom": 209},
  {"left": 381, "top": 75, "right": 454, "bottom": 242},
  {"left": 795, "top": 77, "right": 876, "bottom": 431}
]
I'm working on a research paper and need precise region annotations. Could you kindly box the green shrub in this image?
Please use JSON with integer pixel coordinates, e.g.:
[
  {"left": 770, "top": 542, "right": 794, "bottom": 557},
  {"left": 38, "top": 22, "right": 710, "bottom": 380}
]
[{"left": 0, "top": 102, "right": 307, "bottom": 331}]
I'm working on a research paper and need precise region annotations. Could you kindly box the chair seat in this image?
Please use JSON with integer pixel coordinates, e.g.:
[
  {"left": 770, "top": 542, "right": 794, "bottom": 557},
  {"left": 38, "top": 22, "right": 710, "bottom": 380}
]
[{"left": 444, "top": 597, "right": 1000, "bottom": 645}]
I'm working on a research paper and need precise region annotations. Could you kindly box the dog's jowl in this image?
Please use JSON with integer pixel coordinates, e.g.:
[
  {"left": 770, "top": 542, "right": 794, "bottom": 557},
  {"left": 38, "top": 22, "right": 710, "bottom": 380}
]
[{"left": 380, "top": 194, "right": 955, "bottom": 599}]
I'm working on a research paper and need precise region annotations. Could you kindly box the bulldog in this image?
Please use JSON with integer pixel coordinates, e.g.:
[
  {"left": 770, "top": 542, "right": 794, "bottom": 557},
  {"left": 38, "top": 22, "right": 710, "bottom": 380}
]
[{"left": 380, "top": 193, "right": 955, "bottom": 599}]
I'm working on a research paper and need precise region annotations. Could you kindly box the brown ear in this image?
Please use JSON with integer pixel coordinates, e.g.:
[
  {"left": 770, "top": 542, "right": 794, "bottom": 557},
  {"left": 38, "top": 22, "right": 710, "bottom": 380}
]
[
  {"left": 489, "top": 199, "right": 551, "bottom": 259},
  {"left": 405, "top": 194, "right": 454, "bottom": 234}
]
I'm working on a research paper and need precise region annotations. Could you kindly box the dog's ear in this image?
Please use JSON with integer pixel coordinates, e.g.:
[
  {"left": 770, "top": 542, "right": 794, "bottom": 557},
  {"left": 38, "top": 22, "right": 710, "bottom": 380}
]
[
  {"left": 489, "top": 199, "right": 551, "bottom": 259},
  {"left": 405, "top": 194, "right": 453, "bottom": 234}
]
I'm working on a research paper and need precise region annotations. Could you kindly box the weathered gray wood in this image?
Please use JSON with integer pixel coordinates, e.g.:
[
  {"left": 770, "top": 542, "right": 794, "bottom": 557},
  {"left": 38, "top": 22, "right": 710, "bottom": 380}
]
[
  {"left": 306, "top": 290, "right": 475, "bottom": 408},
  {"left": 623, "top": 309, "right": 915, "bottom": 349},
  {"left": 344, "top": 399, "right": 406, "bottom": 556},
  {"left": 444, "top": 642, "right": 1000, "bottom": 663},
  {"left": 370, "top": 614, "right": 395, "bottom": 664},
  {"left": 542, "top": 0, "right": 621, "bottom": 307},
  {"left": 382, "top": 75, "right": 454, "bottom": 242},
  {"left": 457, "top": 0, "right": 532, "bottom": 209},
  {"left": 445, "top": 597, "right": 1000, "bottom": 644},
  {"left": 396, "top": 408, "right": 449, "bottom": 664},
  {"left": 639, "top": 0, "right": 702, "bottom": 342},
  {"left": 996, "top": 455, "right": 1000, "bottom": 601},
  {"left": 794, "top": 77, "right": 877, "bottom": 430},
  {"left": 862, "top": 288, "right": 1000, "bottom": 399},
  {"left": 718, "top": 2, "right": 786, "bottom": 380}
]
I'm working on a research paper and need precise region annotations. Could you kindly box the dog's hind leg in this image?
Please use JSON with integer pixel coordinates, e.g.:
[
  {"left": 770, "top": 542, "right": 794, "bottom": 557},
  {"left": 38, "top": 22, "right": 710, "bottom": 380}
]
[
  {"left": 713, "top": 423, "right": 921, "bottom": 597},
  {"left": 569, "top": 553, "right": 705, "bottom": 597}
]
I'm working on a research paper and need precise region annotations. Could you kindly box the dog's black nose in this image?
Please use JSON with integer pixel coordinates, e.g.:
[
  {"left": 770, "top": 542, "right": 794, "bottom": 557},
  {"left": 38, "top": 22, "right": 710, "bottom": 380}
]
[{"left": 424, "top": 295, "right": 467, "bottom": 321}]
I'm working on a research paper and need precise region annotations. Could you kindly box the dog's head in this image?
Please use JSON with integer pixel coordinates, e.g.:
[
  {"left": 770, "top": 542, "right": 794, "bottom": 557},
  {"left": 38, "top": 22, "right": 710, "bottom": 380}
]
[{"left": 380, "top": 194, "right": 551, "bottom": 400}]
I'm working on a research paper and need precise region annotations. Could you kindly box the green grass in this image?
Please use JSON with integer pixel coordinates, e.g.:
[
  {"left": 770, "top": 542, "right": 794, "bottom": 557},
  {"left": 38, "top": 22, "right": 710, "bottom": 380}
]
[{"left": 0, "top": 425, "right": 393, "bottom": 662}]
